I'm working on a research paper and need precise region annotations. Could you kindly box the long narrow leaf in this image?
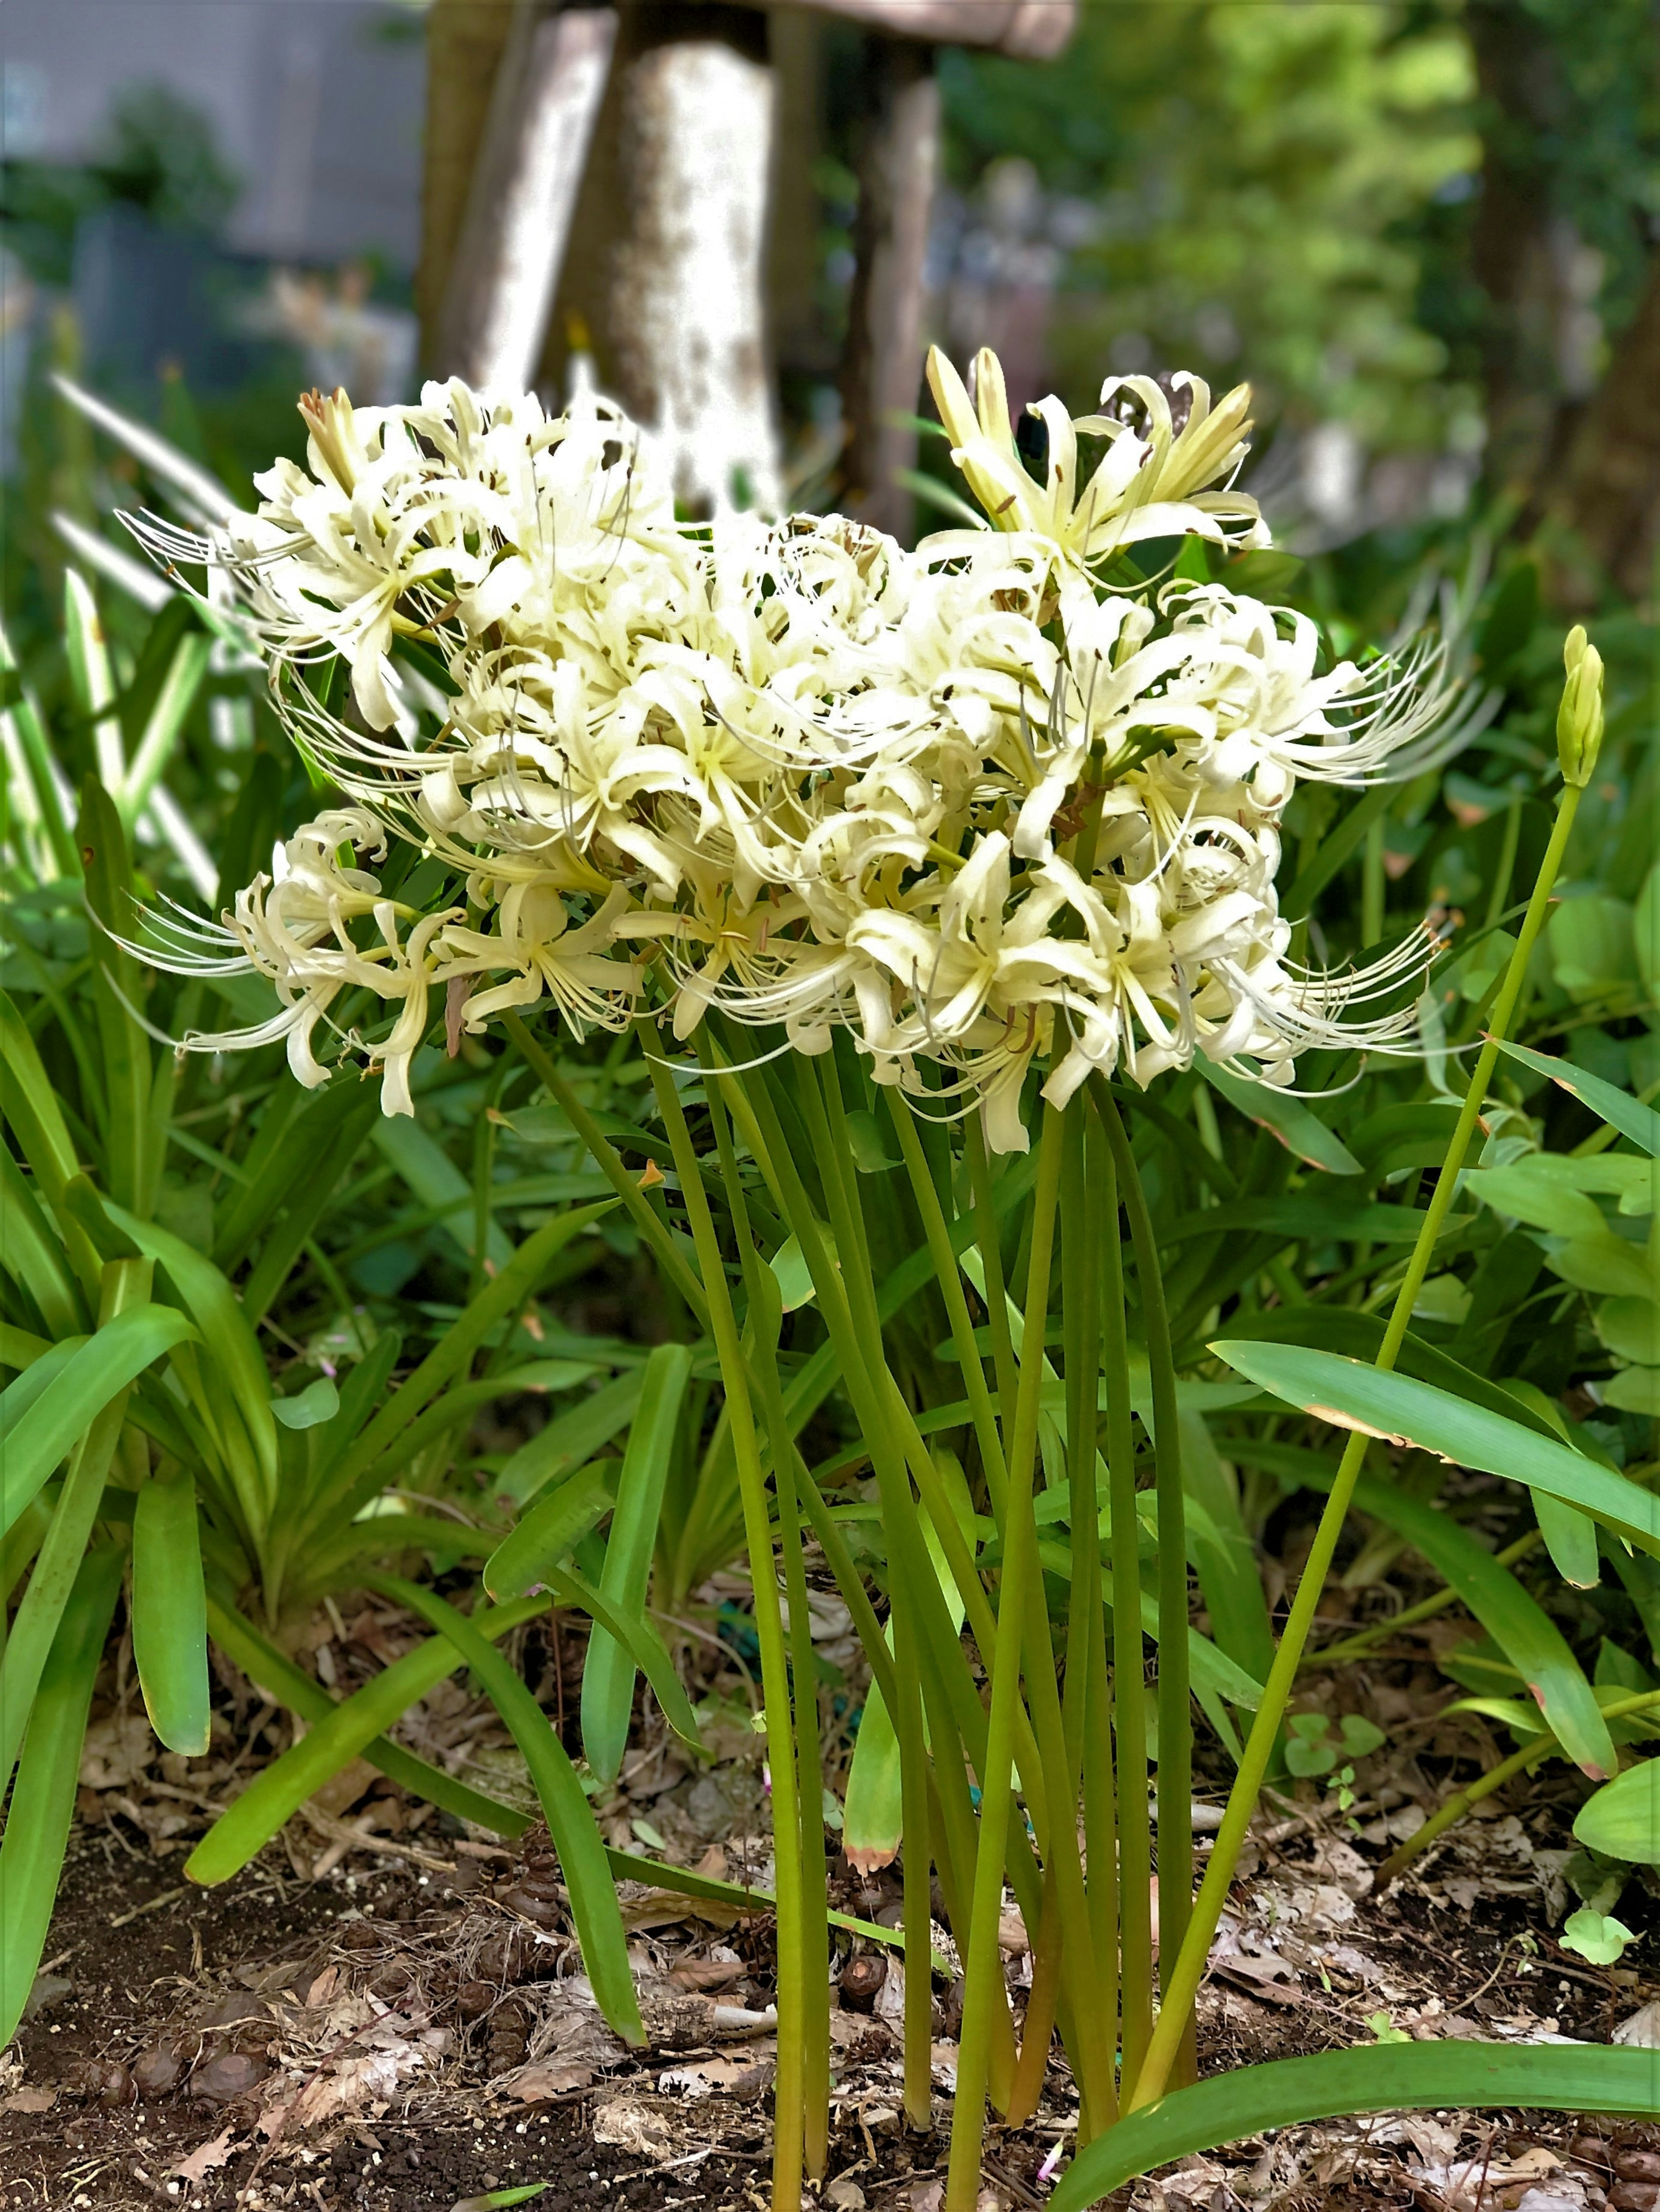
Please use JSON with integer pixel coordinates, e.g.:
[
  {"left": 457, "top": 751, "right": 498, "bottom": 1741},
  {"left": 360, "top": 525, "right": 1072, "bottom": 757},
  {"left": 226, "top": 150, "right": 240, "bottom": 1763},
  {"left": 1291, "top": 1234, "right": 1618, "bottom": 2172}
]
[
  {"left": 0, "top": 1547, "right": 124, "bottom": 2049},
  {"left": 544, "top": 1565, "right": 702, "bottom": 1752},
  {"left": 580, "top": 1344, "right": 693, "bottom": 1783},
  {"left": 0, "top": 1305, "right": 195, "bottom": 1536},
  {"left": 366, "top": 1574, "right": 645, "bottom": 2046},
  {"left": 1050, "top": 2043, "right": 1660, "bottom": 2212},
  {"left": 328, "top": 1202, "right": 616, "bottom": 1508},
  {"left": 484, "top": 1462, "right": 617, "bottom": 1600},
  {"left": 1495, "top": 1039, "right": 1660, "bottom": 1157},
  {"left": 1338, "top": 1471, "right": 1614, "bottom": 1778},
  {"left": 1213, "top": 1340, "right": 1660, "bottom": 1553},
  {"left": 187, "top": 1594, "right": 544, "bottom": 1883},
  {"left": 1196, "top": 1063, "right": 1362, "bottom": 1175},
  {"left": 203, "top": 1595, "right": 531, "bottom": 1838},
  {"left": 0, "top": 990, "right": 83, "bottom": 1204},
  {"left": 131, "top": 1470, "right": 210, "bottom": 1754},
  {"left": 106, "top": 1204, "right": 278, "bottom": 1504},
  {"left": 495, "top": 1370, "right": 645, "bottom": 1510}
]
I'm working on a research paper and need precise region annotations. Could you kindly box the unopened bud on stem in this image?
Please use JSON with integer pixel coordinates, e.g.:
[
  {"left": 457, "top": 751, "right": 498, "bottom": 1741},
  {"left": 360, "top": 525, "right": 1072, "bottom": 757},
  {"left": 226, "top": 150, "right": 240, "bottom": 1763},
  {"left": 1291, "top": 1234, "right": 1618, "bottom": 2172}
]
[{"left": 1557, "top": 625, "right": 1605, "bottom": 788}]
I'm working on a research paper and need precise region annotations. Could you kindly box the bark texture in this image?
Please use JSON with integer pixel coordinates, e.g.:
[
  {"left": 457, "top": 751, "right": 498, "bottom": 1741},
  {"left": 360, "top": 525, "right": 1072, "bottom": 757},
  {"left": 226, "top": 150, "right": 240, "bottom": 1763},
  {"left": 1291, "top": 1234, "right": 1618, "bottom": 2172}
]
[
  {"left": 606, "top": 5, "right": 781, "bottom": 512},
  {"left": 776, "top": 0, "right": 1075, "bottom": 60},
  {"left": 839, "top": 36, "right": 941, "bottom": 539},
  {"left": 417, "top": 0, "right": 520, "bottom": 372},
  {"left": 1554, "top": 250, "right": 1660, "bottom": 599},
  {"left": 435, "top": 6, "right": 617, "bottom": 392}
]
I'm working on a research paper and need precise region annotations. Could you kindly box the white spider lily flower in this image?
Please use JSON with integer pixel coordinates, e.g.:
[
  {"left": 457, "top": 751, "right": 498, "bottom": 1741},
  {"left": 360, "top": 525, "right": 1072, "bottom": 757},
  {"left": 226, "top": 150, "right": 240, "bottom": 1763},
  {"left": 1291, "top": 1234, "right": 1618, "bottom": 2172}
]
[
  {"left": 441, "top": 880, "right": 640, "bottom": 1037},
  {"left": 926, "top": 347, "right": 1267, "bottom": 574},
  {"left": 127, "top": 352, "right": 1483, "bottom": 1146}
]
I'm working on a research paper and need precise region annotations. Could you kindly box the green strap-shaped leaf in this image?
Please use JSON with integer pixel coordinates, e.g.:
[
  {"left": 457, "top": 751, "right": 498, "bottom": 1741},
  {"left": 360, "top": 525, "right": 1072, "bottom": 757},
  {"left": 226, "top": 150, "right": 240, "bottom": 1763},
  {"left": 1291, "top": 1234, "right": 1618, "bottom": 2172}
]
[
  {"left": 0, "top": 1286, "right": 145, "bottom": 1788},
  {"left": 119, "top": 629, "right": 211, "bottom": 828},
  {"left": 326, "top": 1202, "right": 618, "bottom": 1514},
  {"left": 1196, "top": 1062, "right": 1363, "bottom": 1175},
  {"left": 543, "top": 1563, "right": 701, "bottom": 1753},
  {"left": 77, "top": 775, "right": 157, "bottom": 1217},
  {"left": 484, "top": 1462, "right": 618, "bottom": 1601},
  {"left": 0, "top": 988, "right": 83, "bottom": 1204},
  {"left": 1179, "top": 1409, "right": 1275, "bottom": 1688},
  {"left": 202, "top": 1594, "right": 531, "bottom": 1839},
  {"left": 1213, "top": 1339, "right": 1660, "bottom": 1554},
  {"left": 0, "top": 1546, "right": 124, "bottom": 2049},
  {"left": 0, "top": 1304, "right": 195, "bottom": 1536},
  {"left": 131, "top": 1470, "right": 209, "bottom": 1755},
  {"left": 579, "top": 1343, "right": 693, "bottom": 1783},
  {"left": 105, "top": 1202, "right": 278, "bottom": 1507},
  {"left": 1049, "top": 2043, "right": 1660, "bottom": 2212},
  {"left": 1339, "top": 1471, "right": 1614, "bottom": 1779},
  {"left": 0, "top": 1147, "right": 85, "bottom": 1339},
  {"left": 495, "top": 1371, "right": 645, "bottom": 1509},
  {"left": 1214, "top": 1307, "right": 1565, "bottom": 1434},
  {"left": 187, "top": 1594, "right": 544, "bottom": 1884},
  {"left": 1499, "top": 1379, "right": 1603, "bottom": 1589},
  {"left": 0, "top": 1336, "right": 88, "bottom": 1434},
  {"left": 1495, "top": 1038, "right": 1660, "bottom": 1157},
  {"left": 365, "top": 1574, "right": 644, "bottom": 2047}
]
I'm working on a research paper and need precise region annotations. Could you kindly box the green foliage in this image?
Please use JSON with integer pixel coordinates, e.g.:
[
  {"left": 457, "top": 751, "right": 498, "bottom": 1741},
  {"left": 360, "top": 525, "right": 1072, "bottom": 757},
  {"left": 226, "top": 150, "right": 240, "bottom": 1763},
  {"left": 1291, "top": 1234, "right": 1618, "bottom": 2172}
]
[{"left": 943, "top": 3, "right": 1480, "bottom": 447}]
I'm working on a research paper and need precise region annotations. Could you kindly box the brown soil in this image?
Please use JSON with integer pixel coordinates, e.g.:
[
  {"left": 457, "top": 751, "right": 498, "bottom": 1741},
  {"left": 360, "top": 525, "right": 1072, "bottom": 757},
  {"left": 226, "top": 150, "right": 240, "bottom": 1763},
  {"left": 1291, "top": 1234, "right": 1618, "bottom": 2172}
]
[{"left": 5, "top": 1801, "right": 1660, "bottom": 2212}]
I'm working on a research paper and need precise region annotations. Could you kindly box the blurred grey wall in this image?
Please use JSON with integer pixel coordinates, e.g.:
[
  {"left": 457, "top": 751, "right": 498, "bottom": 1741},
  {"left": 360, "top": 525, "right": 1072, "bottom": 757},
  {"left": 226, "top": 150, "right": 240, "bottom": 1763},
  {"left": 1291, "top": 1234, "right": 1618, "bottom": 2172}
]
[{"left": 1, "top": 0, "right": 425, "bottom": 272}]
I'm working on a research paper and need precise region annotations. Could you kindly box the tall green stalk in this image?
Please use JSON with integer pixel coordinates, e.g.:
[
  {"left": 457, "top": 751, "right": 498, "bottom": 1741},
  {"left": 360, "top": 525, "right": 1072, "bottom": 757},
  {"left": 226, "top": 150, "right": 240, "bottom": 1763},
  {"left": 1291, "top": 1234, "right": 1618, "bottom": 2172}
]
[
  {"left": 1131, "top": 771, "right": 1588, "bottom": 2111},
  {"left": 947, "top": 1101, "right": 1066, "bottom": 2212},
  {"left": 703, "top": 1083, "right": 832, "bottom": 2171},
  {"left": 647, "top": 1060, "right": 811, "bottom": 2206},
  {"left": 1098, "top": 1129, "right": 1153, "bottom": 2094},
  {"left": 1094, "top": 1084, "right": 1194, "bottom": 2091}
]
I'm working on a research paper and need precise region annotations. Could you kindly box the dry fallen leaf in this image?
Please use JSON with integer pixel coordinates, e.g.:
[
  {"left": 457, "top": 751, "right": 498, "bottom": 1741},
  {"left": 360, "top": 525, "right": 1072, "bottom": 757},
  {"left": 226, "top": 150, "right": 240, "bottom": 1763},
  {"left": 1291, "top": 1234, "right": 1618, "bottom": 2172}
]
[
  {"left": 591, "top": 2092, "right": 681, "bottom": 2157},
  {"left": 290, "top": 2041, "right": 429, "bottom": 2129},
  {"left": 499, "top": 2062, "right": 594, "bottom": 2101},
  {"left": 0, "top": 2087, "right": 56, "bottom": 2114},
  {"left": 169, "top": 2127, "right": 240, "bottom": 2183}
]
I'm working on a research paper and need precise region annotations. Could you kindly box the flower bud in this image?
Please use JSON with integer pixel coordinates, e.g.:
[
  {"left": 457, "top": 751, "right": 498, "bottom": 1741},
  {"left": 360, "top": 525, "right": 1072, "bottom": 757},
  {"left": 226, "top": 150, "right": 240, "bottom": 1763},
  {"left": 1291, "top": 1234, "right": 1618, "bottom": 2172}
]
[{"left": 1556, "top": 625, "right": 1605, "bottom": 788}]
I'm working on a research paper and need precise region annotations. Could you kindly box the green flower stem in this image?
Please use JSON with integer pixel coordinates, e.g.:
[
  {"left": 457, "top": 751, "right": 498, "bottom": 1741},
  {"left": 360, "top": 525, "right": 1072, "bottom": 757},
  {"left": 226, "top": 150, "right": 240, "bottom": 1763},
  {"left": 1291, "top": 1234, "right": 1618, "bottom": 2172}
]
[
  {"left": 647, "top": 1060, "right": 810, "bottom": 2209},
  {"left": 1130, "top": 777, "right": 1586, "bottom": 2115},
  {"left": 966, "top": 1115, "right": 1022, "bottom": 1447},
  {"left": 885, "top": 1084, "right": 1110, "bottom": 2126},
  {"left": 737, "top": 1053, "right": 971, "bottom": 2116},
  {"left": 947, "top": 1100, "right": 1066, "bottom": 2212},
  {"left": 783, "top": 1060, "right": 1051, "bottom": 1842},
  {"left": 1093, "top": 1083, "right": 1194, "bottom": 2085},
  {"left": 1008, "top": 1860, "right": 1063, "bottom": 2123},
  {"left": 1062, "top": 1106, "right": 1117, "bottom": 2136},
  {"left": 1099, "top": 1130, "right": 1153, "bottom": 2094},
  {"left": 811, "top": 1059, "right": 1021, "bottom": 2120},
  {"left": 736, "top": 1053, "right": 1044, "bottom": 2113},
  {"left": 1080, "top": 1109, "right": 1120, "bottom": 2129},
  {"left": 1378, "top": 1683, "right": 1660, "bottom": 1886},
  {"left": 499, "top": 1010, "right": 710, "bottom": 1326},
  {"left": 1296, "top": 1531, "right": 1544, "bottom": 1672},
  {"left": 886, "top": 1090, "right": 1010, "bottom": 1512},
  {"left": 704, "top": 1084, "right": 832, "bottom": 2171}
]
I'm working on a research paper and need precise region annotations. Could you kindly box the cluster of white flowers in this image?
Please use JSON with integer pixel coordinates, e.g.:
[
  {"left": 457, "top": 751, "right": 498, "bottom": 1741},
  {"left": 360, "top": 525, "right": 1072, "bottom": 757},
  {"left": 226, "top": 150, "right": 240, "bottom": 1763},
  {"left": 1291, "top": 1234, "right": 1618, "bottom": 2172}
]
[{"left": 132, "top": 350, "right": 1468, "bottom": 1151}]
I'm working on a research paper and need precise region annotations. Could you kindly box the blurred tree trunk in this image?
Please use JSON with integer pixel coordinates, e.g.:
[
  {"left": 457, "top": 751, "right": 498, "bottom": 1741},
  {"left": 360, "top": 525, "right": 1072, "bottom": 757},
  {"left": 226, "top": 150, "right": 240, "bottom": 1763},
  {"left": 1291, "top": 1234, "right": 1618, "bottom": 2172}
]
[
  {"left": 435, "top": 5, "right": 615, "bottom": 392},
  {"left": 606, "top": 4, "right": 782, "bottom": 512},
  {"left": 417, "top": 0, "right": 517, "bottom": 374},
  {"left": 1467, "top": 0, "right": 1568, "bottom": 497},
  {"left": 1553, "top": 249, "right": 1660, "bottom": 599},
  {"left": 840, "top": 36, "right": 940, "bottom": 539}
]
